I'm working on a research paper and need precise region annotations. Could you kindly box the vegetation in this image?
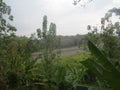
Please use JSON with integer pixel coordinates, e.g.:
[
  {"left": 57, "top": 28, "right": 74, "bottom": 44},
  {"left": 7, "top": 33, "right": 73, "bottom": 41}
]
[
  {"left": 82, "top": 41, "right": 120, "bottom": 90},
  {"left": 87, "top": 9, "right": 120, "bottom": 60},
  {"left": 28, "top": 34, "right": 85, "bottom": 53},
  {"left": 58, "top": 35, "right": 85, "bottom": 48},
  {"left": 0, "top": 0, "right": 120, "bottom": 90}
]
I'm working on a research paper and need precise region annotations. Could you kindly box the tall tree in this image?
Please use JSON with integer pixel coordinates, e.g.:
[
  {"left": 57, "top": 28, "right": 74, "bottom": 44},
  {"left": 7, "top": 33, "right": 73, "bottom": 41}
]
[
  {"left": 87, "top": 9, "right": 120, "bottom": 60},
  {"left": 0, "top": 0, "right": 17, "bottom": 89},
  {"left": 37, "top": 15, "right": 60, "bottom": 90}
]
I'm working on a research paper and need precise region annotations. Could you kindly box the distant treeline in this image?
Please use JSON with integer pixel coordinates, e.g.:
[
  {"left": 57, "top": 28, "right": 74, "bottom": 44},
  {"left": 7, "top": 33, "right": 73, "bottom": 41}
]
[
  {"left": 27, "top": 34, "right": 86, "bottom": 52},
  {"left": 58, "top": 34, "right": 85, "bottom": 48}
]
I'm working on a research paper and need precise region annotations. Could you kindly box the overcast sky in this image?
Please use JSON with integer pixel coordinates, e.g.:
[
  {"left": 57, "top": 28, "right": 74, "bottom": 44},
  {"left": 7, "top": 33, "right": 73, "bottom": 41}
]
[{"left": 6, "top": 0, "right": 120, "bottom": 36}]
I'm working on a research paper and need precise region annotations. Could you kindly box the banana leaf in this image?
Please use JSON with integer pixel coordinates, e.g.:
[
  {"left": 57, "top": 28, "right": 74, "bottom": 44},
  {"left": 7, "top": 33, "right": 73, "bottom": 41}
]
[{"left": 81, "top": 40, "right": 120, "bottom": 90}]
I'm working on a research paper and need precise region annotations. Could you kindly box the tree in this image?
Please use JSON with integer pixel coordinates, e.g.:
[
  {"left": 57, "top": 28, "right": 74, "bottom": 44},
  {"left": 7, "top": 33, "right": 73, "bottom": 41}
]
[
  {"left": 0, "top": 0, "right": 16, "bottom": 41},
  {"left": 0, "top": 0, "right": 17, "bottom": 89},
  {"left": 0, "top": 0, "right": 16, "bottom": 58},
  {"left": 109, "top": 8, "right": 120, "bottom": 16},
  {"left": 36, "top": 15, "right": 60, "bottom": 90},
  {"left": 87, "top": 9, "right": 120, "bottom": 60},
  {"left": 0, "top": 1, "right": 39, "bottom": 89},
  {"left": 109, "top": 8, "right": 120, "bottom": 37}
]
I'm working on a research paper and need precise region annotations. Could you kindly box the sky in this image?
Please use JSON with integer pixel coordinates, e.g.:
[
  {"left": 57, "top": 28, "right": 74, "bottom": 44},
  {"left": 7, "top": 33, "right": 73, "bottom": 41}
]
[{"left": 6, "top": 0, "right": 120, "bottom": 36}]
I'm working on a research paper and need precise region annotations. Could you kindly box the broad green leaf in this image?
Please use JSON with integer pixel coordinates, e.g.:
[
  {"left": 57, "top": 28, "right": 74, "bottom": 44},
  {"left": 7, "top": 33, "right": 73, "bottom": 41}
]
[
  {"left": 81, "top": 40, "right": 120, "bottom": 90},
  {"left": 88, "top": 40, "right": 118, "bottom": 72},
  {"left": 81, "top": 59, "right": 103, "bottom": 80}
]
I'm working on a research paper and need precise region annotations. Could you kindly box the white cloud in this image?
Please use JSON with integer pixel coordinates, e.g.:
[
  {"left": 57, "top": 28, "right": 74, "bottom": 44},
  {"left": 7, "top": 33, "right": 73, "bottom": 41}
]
[{"left": 113, "top": 0, "right": 120, "bottom": 5}]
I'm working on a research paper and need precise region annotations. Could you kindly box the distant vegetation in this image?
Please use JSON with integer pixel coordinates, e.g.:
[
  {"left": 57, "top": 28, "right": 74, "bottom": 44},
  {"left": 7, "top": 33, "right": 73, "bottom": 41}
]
[
  {"left": 58, "top": 34, "right": 85, "bottom": 48},
  {"left": 28, "top": 34, "right": 86, "bottom": 53}
]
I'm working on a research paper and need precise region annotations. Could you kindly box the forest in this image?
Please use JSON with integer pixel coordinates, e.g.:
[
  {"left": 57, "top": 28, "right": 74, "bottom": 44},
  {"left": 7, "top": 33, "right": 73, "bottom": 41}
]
[{"left": 0, "top": 0, "right": 120, "bottom": 90}]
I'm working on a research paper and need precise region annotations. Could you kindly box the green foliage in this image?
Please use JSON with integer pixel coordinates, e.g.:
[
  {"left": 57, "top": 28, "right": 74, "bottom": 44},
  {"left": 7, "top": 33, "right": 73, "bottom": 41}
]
[
  {"left": 53, "top": 64, "right": 68, "bottom": 90},
  {"left": 81, "top": 41, "right": 120, "bottom": 90},
  {"left": 28, "top": 34, "right": 85, "bottom": 53},
  {"left": 57, "top": 53, "right": 92, "bottom": 89},
  {"left": 7, "top": 71, "right": 19, "bottom": 89},
  {"left": 58, "top": 34, "right": 85, "bottom": 48},
  {"left": 0, "top": 6, "right": 38, "bottom": 87},
  {"left": 35, "top": 52, "right": 90, "bottom": 90},
  {"left": 87, "top": 9, "right": 120, "bottom": 60},
  {"left": 1, "top": 37, "right": 38, "bottom": 89},
  {"left": 0, "top": 0, "right": 16, "bottom": 36},
  {"left": 36, "top": 15, "right": 61, "bottom": 90},
  {"left": 0, "top": 1, "right": 19, "bottom": 89},
  {"left": 75, "top": 85, "right": 108, "bottom": 90},
  {"left": 60, "top": 53, "right": 90, "bottom": 65}
]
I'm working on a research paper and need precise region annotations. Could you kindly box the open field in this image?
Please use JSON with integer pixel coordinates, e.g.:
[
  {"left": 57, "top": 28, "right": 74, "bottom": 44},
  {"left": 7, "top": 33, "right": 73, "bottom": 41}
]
[{"left": 59, "top": 52, "right": 90, "bottom": 66}]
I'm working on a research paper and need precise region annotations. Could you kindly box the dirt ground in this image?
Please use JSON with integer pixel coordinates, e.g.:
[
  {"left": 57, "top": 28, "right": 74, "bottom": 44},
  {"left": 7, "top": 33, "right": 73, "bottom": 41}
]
[
  {"left": 32, "top": 47, "right": 86, "bottom": 58},
  {"left": 60, "top": 47, "right": 85, "bottom": 57}
]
